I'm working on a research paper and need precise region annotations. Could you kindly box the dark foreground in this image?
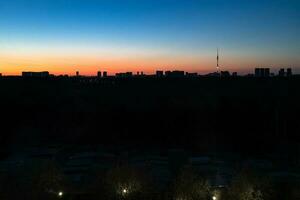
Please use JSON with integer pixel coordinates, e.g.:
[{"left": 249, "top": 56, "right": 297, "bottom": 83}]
[{"left": 0, "top": 76, "right": 299, "bottom": 199}]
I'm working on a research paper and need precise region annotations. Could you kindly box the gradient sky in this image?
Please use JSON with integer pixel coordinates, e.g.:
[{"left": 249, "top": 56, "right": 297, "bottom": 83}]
[{"left": 0, "top": 0, "right": 299, "bottom": 75}]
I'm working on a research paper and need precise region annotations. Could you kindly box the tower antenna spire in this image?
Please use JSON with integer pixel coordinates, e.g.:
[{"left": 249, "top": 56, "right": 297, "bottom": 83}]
[{"left": 217, "top": 48, "right": 220, "bottom": 73}]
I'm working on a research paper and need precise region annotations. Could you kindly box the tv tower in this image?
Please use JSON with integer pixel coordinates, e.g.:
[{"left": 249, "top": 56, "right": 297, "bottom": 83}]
[{"left": 216, "top": 48, "right": 220, "bottom": 73}]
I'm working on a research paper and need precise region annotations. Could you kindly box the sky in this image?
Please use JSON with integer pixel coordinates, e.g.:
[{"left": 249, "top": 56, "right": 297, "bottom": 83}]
[{"left": 0, "top": 0, "right": 299, "bottom": 75}]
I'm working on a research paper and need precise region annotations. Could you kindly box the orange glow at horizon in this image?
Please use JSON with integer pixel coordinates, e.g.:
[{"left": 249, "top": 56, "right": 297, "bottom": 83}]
[
  {"left": 0, "top": 53, "right": 216, "bottom": 76},
  {"left": 1, "top": 51, "right": 299, "bottom": 76}
]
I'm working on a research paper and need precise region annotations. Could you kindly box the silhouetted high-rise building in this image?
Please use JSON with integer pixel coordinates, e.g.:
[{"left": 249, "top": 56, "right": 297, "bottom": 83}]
[
  {"left": 232, "top": 72, "right": 238, "bottom": 77},
  {"left": 0, "top": 73, "right": 2, "bottom": 77},
  {"left": 264, "top": 68, "right": 270, "bottom": 77},
  {"left": 22, "top": 71, "right": 49, "bottom": 78},
  {"left": 260, "top": 68, "right": 265, "bottom": 77},
  {"left": 97, "top": 71, "right": 102, "bottom": 78},
  {"left": 116, "top": 72, "right": 133, "bottom": 78},
  {"left": 186, "top": 72, "right": 198, "bottom": 77},
  {"left": 156, "top": 71, "right": 164, "bottom": 77},
  {"left": 255, "top": 68, "right": 270, "bottom": 77},
  {"left": 221, "top": 71, "right": 230, "bottom": 77},
  {"left": 165, "top": 70, "right": 185, "bottom": 78},
  {"left": 287, "top": 68, "right": 292, "bottom": 77},
  {"left": 278, "top": 68, "right": 285, "bottom": 77},
  {"left": 103, "top": 71, "right": 107, "bottom": 77},
  {"left": 76, "top": 71, "right": 79, "bottom": 77},
  {"left": 255, "top": 68, "right": 260, "bottom": 77}
]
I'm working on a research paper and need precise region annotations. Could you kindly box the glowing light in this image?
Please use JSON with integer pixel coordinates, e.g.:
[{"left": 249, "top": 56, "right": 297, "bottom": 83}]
[
  {"left": 122, "top": 188, "right": 128, "bottom": 194},
  {"left": 58, "top": 191, "right": 63, "bottom": 197},
  {"left": 212, "top": 196, "right": 217, "bottom": 200}
]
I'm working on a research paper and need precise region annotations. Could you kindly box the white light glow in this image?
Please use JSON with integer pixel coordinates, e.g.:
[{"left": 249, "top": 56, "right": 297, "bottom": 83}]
[{"left": 58, "top": 191, "right": 63, "bottom": 197}]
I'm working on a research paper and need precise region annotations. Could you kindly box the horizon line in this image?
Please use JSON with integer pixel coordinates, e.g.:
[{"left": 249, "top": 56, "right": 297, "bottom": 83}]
[{"left": 1, "top": 67, "right": 296, "bottom": 77}]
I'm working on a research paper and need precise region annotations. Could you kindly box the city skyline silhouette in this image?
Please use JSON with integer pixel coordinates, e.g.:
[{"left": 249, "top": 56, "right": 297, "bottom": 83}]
[{"left": 0, "top": 1, "right": 300, "bottom": 199}]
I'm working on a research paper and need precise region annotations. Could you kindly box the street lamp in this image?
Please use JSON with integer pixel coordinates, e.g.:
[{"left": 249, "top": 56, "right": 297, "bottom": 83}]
[
  {"left": 122, "top": 189, "right": 128, "bottom": 194},
  {"left": 58, "top": 191, "right": 63, "bottom": 197}
]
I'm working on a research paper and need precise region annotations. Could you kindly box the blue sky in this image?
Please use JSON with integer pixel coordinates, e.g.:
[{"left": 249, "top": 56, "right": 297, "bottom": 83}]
[{"left": 0, "top": 0, "right": 299, "bottom": 75}]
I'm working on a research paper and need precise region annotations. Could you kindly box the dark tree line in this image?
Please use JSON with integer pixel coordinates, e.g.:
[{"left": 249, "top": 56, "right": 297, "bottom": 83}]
[{"left": 0, "top": 76, "right": 299, "bottom": 157}]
